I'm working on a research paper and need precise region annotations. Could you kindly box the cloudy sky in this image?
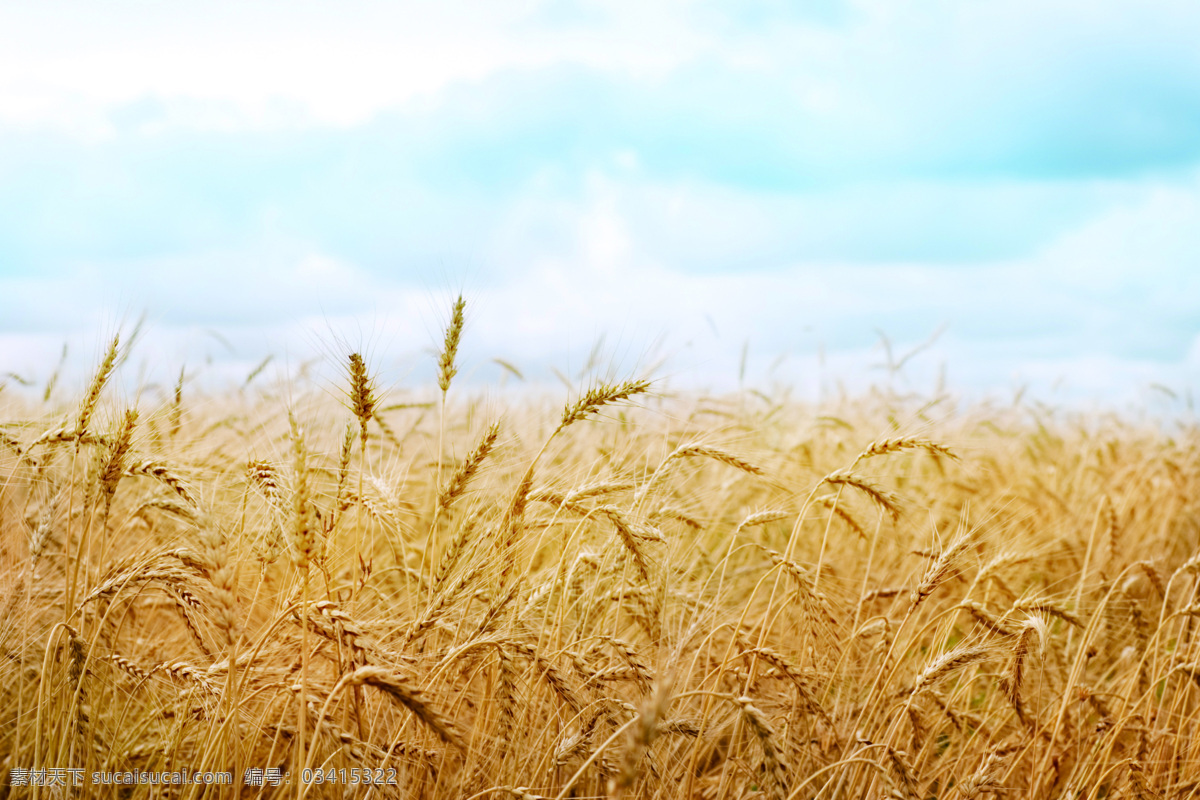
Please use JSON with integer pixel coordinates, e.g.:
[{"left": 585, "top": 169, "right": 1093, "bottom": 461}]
[{"left": 1, "top": 0, "right": 1198, "bottom": 407}]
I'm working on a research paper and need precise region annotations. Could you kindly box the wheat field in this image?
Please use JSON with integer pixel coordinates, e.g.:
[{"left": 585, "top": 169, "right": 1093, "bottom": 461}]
[{"left": 1, "top": 304, "right": 1198, "bottom": 799}]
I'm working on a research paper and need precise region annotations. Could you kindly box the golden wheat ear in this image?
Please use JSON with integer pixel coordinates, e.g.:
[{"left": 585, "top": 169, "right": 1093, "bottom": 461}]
[
  {"left": 77, "top": 333, "right": 120, "bottom": 439},
  {"left": 558, "top": 378, "right": 652, "bottom": 432},
  {"left": 437, "top": 294, "right": 466, "bottom": 394},
  {"left": 347, "top": 352, "right": 377, "bottom": 447}
]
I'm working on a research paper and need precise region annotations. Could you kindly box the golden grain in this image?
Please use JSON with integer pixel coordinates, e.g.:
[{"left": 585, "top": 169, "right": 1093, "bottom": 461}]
[{"left": 2, "top": 312, "right": 1197, "bottom": 800}]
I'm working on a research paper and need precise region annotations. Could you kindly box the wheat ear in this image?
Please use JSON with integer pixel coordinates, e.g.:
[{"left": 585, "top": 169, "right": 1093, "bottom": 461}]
[
  {"left": 1004, "top": 615, "right": 1046, "bottom": 706},
  {"left": 341, "top": 665, "right": 464, "bottom": 749},
  {"left": 613, "top": 680, "right": 671, "bottom": 795},
  {"left": 99, "top": 409, "right": 138, "bottom": 508},
  {"left": 557, "top": 379, "right": 652, "bottom": 435},
  {"left": 821, "top": 468, "right": 901, "bottom": 522},
  {"left": 736, "top": 696, "right": 789, "bottom": 800},
  {"left": 852, "top": 436, "right": 957, "bottom": 466},
  {"left": 439, "top": 421, "right": 501, "bottom": 510},
  {"left": 906, "top": 643, "right": 991, "bottom": 696},
  {"left": 437, "top": 294, "right": 466, "bottom": 393},
  {"left": 76, "top": 334, "right": 120, "bottom": 440},
  {"left": 346, "top": 353, "right": 375, "bottom": 444}
]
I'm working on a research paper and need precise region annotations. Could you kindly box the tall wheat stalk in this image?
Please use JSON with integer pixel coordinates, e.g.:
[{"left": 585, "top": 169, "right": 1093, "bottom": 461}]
[
  {"left": 65, "top": 334, "right": 119, "bottom": 616},
  {"left": 288, "top": 411, "right": 314, "bottom": 797},
  {"left": 347, "top": 352, "right": 376, "bottom": 591},
  {"left": 427, "top": 295, "right": 465, "bottom": 596}
]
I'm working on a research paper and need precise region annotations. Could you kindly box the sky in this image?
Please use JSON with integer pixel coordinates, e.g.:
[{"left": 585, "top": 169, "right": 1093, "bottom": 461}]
[{"left": 1, "top": 0, "right": 1198, "bottom": 409}]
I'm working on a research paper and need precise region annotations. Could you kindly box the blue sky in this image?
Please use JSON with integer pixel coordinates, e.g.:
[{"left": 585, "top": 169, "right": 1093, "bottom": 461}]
[{"left": 1, "top": 0, "right": 1198, "bottom": 406}]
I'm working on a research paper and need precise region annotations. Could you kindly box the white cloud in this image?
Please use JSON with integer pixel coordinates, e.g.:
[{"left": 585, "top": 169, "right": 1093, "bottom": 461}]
[
  {"left": 2, "top": 0, "right": 1198, "bottom": 410},
  {"left": 0, "top": 1, "right": 715, "bottom": 134}
]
